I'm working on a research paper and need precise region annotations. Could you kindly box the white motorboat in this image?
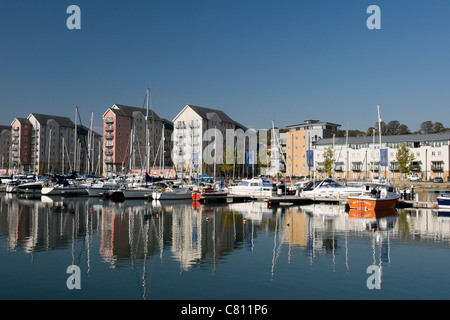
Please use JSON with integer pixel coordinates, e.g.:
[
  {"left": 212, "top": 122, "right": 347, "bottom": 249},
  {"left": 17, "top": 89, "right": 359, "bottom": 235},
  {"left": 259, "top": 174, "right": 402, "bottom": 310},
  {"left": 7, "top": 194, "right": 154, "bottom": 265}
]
[
  {"left": 151, "top": 187, "right": 192, "bottom": 200},
  {"left": 300, "top": 179, "right": 363, "bottom": 199},
  {"left": 228, "top": 178, "right": 274, "bottom": 198},
  {"left": 41, "top": 181, "right": 88, "bottom": 196},
  {"left": 121, "top": 186, "right": 155, "bottom": 199},
  {"left": 86, "top": 182, "right": 121, "bottom": 197}
]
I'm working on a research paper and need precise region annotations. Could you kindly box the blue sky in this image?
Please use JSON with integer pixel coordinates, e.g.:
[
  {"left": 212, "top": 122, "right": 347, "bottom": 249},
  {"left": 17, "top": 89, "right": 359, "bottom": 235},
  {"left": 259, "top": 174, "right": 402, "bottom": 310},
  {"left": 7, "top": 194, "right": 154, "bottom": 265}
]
[{"left": 1, "top": 0, "right": 450, "bottom": 133}]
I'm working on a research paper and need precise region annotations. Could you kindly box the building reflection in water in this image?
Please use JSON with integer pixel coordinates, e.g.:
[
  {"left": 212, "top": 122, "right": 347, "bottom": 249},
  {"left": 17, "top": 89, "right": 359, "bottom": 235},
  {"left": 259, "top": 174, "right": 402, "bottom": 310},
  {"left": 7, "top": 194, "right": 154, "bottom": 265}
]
[{"left": 1, "top": 193, "right": 450, "bottom": 274}]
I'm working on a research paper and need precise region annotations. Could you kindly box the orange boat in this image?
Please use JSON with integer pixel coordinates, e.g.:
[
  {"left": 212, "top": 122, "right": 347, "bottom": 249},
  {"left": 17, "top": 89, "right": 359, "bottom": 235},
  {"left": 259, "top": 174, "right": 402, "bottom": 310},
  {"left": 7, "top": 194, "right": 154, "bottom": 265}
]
[
  {"left": 347, "top": 182, "right": 400, "bottom": 211},
  {"left": 192, "top": 186, "right": 228, "bottom": 203}
]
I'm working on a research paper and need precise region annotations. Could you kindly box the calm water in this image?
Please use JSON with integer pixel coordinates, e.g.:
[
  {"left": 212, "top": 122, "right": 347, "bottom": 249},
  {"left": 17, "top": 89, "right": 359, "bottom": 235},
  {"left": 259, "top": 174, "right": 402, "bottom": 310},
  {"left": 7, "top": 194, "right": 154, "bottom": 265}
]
[{"left": 0, "top": 192, "right": 449, "bottom": 300}]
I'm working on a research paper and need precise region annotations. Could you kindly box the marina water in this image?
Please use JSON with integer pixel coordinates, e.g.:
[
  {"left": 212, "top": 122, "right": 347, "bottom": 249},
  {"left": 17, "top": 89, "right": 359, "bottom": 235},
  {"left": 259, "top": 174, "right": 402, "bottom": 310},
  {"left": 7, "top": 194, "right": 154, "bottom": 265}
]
[{"left": 1, "top": 192, "right": 449, "bottom": 300}]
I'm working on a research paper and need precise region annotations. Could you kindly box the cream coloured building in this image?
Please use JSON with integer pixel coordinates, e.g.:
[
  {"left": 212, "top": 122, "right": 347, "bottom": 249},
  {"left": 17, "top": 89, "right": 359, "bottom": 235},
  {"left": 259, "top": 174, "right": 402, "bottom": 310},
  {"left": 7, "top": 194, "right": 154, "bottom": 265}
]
[{"left": 312, "top": 133, "right": 450, "bottom": 181}]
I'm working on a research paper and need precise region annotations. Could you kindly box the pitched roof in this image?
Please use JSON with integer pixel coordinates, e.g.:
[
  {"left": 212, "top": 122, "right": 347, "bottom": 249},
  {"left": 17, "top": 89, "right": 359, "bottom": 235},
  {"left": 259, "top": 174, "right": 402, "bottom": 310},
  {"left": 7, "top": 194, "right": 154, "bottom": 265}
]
[
  {"left": 110, "top": 104, "right": 161, "bottom": 121},
  {"left": 173, "top": 104, "right": 247, "bottom": 130},
  {"left": 188, "top": 105, "right": 235, "bottom": 124},
  {"left": 30, "top": 113, "right": 75, "bottom": 128},
  {"left": 12, "top": 117, "right": 32, "bottom": 125}
]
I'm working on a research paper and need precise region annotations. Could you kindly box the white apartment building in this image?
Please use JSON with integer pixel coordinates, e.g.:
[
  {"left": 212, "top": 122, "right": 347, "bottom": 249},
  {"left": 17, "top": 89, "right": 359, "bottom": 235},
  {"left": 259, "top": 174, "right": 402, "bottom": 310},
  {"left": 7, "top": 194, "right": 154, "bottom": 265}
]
[
  {"left": 313, "top": 133, "right": 450, "bottom": 181},
  {"left": 172, "top": 105, "right": 246, "bottom": 177}
]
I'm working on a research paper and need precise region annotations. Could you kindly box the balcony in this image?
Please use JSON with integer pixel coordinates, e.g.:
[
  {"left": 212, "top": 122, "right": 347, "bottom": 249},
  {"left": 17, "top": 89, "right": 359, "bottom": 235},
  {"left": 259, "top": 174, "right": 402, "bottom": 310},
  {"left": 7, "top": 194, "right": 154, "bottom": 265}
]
[
  {"left": 105, "top": 124, "right": 114, "bottom": 132},
  {"left": 12, "top": 132, "right": 19, "bottom": 138},
  {"left": 105, "top": 116, "right": 114, "bottom": 124},
  {"left": 352, "top": 162, "right": 363, "bottom": 171},
  {"left": 105, "top": 141, "right": 114, "bottom": 148},
  {"left": 431, "top": 162, "right": 444, "bottom": 171},
  {"left": 389, "top": 162, "right": 399, "bottom": 171},
  {"left": 316, "top": 162, "right": 324, "bottom": 171},
  {"left": 410, "top": 162, "right": 421, "bottom": 172},
  {"left": 105, "top": 133, "right": 114, "bottom": 140},
  {"left": 104, "top": 149, "right": 113, "bottom": 156},
  {"left": 104, "top": 156, "right": 113, "bottom": 164},
  {"left": 175, "top": 122, "right": 186, "bottom": 130},
  {"left": 334, "top": 162, "right": 344, "bottom": 171}
]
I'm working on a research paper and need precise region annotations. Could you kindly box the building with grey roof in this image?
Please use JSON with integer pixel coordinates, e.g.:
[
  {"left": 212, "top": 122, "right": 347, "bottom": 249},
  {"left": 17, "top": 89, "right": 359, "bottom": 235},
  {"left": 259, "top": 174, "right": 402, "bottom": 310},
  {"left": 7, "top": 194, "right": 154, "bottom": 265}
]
[
  {"left": 172, "top": 104, "right": 248, "bottom": 177},
  {"left": 11, "top": 113, "right": 102, "bottom": 175},
  {"left": 312, "top": 132, "right": 450, "bottom": 181},
  {"left": 102, "top": 103, "right": 173, "bottom": 176}
]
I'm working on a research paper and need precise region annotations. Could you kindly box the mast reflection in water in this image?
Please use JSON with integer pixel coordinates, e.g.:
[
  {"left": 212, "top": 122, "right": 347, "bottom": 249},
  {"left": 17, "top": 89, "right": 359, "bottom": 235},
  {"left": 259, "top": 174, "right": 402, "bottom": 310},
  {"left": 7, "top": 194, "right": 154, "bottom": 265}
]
[{"left": 0, "top": 193, "right": 449, "bottom": 300}]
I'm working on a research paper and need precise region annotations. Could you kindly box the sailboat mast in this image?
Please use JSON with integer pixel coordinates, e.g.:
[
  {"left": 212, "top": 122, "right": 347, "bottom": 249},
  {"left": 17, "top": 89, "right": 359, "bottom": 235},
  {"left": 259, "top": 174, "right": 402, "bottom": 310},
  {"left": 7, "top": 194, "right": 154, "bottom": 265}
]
[
  {"left": 74, "top": 106, "right": 78, "bottom": 173},
  {"left": 377, "top": 105, "right": 383, "bottom": 179},
  {"left": 146, "top": 87, "right": 150, "bottom": 174},
  {"left": 162, "top": 124, "right": 165, "bottom": 177},
  {"left": 48, "top": 128, "right": 52, "bottom": 174},
  {"left": 88, "top": 112, "right": 93, "bottom": 175},
  {"left": 377, "top": 105, "right": 382, "bottom": 148}
]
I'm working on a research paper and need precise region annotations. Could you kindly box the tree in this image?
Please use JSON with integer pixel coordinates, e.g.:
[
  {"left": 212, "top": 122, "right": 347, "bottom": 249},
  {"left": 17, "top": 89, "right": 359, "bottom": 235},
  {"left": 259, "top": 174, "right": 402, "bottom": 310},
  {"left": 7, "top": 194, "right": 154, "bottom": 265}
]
[
  {"left": 386, "top": 120, "right": 401, "bottom": 135},
  {"left": 323, "top": 147, "right": 334, "bottom": 178},
  {"left": 420, "top": 121, "right": 434, "bottom": 134},
  {"left": 366, "top": 127, "right": 376, "bottom": 136},
  {"left": 398, "top": 124, "right": 411, "bottom": 135},
  {"left": 434, "top": 122, "right": 445, "bottom": 133},
  {"left": 396, "top": 145, "right": 415, "bottom": 177}
]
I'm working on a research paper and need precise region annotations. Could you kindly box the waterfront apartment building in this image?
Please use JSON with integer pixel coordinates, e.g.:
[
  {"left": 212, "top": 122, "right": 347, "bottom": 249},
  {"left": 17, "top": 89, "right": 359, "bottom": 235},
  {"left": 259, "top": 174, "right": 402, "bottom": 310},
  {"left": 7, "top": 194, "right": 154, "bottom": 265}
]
[
  {"left": 102, "top": 104, "right": 173, "bottom": 176},
  {"left": 312, "top": 133, "right": 450, "bottom": 181},
  {"left": 285, "top": 120, "right": 340, "bottom": 178},
  {"left": 172, "top": 104, "right": 247, "bottom": 177},
  {"left": 11, "top": 113, "right": 102, "bottom": 175}
]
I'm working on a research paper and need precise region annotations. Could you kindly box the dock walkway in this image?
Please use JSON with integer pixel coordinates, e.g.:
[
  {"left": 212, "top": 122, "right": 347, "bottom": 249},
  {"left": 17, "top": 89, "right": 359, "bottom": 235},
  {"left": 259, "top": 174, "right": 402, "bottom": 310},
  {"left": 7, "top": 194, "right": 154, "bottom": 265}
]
[{"left": 200, "top": 192, "right": 439, "bottom": 209}]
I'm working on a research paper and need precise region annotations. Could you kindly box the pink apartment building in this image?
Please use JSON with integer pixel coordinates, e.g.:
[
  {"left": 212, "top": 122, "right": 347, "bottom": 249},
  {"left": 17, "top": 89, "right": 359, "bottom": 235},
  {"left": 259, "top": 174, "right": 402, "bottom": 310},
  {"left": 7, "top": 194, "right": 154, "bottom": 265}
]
[
  {"left": 11, "top": 118, "right": 32, "bottom": 173},
  {"left": 103, "top": 104, "right": 173, "bottom": 176}
]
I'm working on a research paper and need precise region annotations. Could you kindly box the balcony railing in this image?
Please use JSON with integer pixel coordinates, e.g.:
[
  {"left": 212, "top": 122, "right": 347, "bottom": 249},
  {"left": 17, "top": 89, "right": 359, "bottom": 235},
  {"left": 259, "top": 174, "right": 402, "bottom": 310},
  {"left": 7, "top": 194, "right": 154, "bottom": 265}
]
[
  {"left": 105, "top": 116, "right": 114, "bottom": 124},
  {"left": 431, "top": 162, "right": 444, "bottom": 171},
  {"left": 105, "top": 141, "right": 114, "bottom": 148},
  {"left": 389, "top": 162, "right": 399, "bottom": 171},
  {"left": 104, "top": 156, "right": 113, "bottom": 164},
  {"left": 105, "top": 133, "right": 114, "bottom": 140},
  {"left": 105, "top": 125, "right": 114, "bottom": 132},
  {"left": 104, "top": 149, "right": 113, "bottom": 156}
]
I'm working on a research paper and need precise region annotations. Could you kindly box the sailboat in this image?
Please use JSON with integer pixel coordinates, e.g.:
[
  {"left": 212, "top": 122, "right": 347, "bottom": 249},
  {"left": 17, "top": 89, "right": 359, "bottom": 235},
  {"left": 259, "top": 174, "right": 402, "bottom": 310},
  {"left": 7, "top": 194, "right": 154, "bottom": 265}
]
[
  {"left": 152, "top": 186, "right": 192, "bottom": 200},
  {"left": 41, "top": 171, "right": 88, "bottom": 196},
  {"left": 191, "top": 126, "right": 228, "bottom": 202},
  {"left": 119, "top": 88, "right": 160, "bottom": 199}
]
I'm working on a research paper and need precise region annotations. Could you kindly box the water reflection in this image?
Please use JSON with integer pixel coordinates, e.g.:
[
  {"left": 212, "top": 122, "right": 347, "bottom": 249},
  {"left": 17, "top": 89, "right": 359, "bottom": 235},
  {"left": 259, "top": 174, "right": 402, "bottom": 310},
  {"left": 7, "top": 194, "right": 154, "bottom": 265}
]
[{"left": 1, "top": 193, "right": 450, "bottom": 272}]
